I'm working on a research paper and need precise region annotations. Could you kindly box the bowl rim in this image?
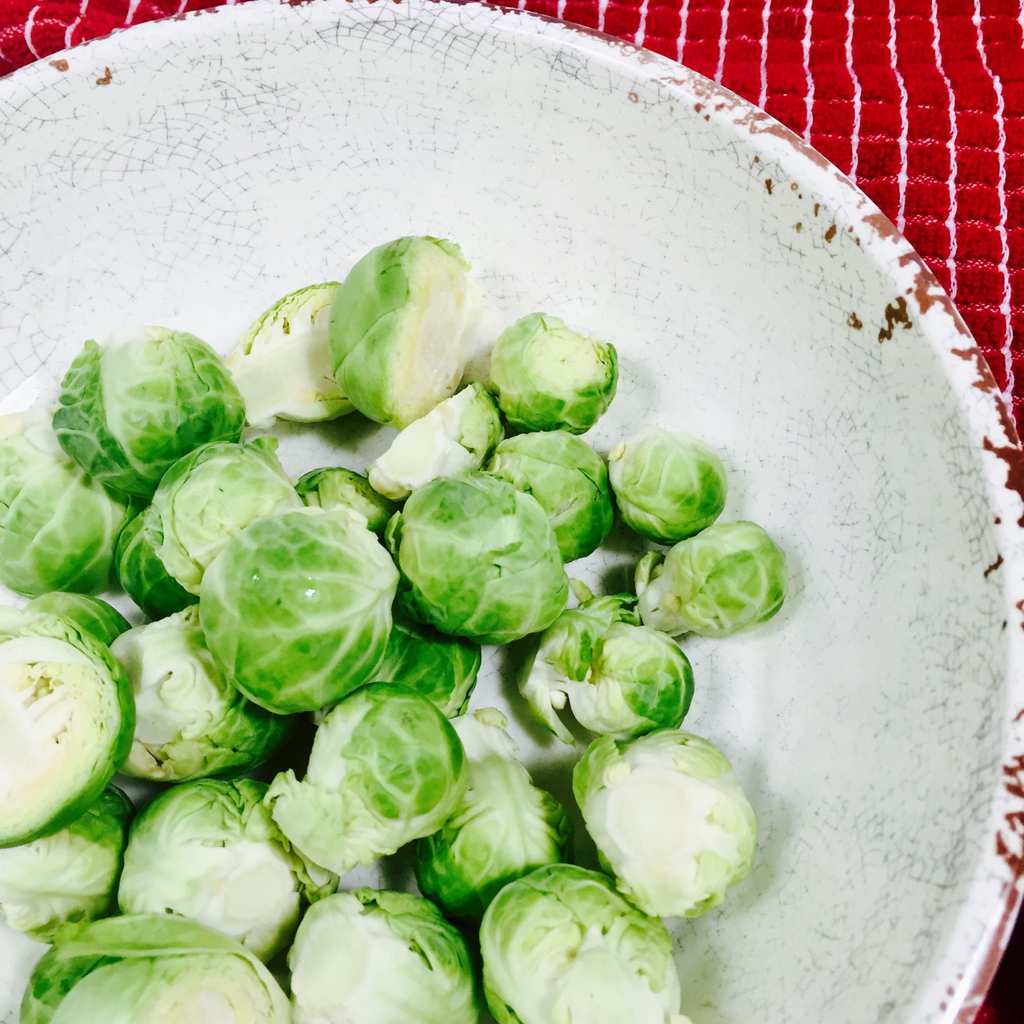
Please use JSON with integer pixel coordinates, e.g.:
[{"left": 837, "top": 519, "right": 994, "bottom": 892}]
[{"left": 1, "top": 1, "right": 1022, "bottom": 1018}]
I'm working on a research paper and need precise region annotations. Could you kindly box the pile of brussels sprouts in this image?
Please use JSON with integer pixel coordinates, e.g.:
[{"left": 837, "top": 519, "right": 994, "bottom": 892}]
[{"left": 0, "top": 235, "right": 787, "bottom": 1024}]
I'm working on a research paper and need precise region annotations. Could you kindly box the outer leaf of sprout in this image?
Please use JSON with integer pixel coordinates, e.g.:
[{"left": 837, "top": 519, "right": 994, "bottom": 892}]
[
  {"left": 368, "top": 383, "right": 503, "bottom": 500},
  {"left": 295, "top": 466, "right": 398, "bottom": 536},
  {"left": 27, "top": 595, "right": 130, "bottom": 648},
  {"left": 114, "top": 512, "right": 196, "bottom": 621},
  {"left": 228, "top": 282, "right": 352, "bottom": 425}
]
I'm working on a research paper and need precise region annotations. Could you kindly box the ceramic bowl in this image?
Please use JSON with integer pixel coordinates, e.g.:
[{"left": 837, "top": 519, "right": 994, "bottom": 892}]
[{"left": 0, "top": 3, "right": 1022, "bottom": 1021}]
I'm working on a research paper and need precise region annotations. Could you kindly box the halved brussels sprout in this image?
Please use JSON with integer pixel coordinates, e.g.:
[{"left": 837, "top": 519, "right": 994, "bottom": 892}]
[
  {"left": 19, "top": 914, "right": 290, "bottom": 1024},
  {"left": 489, "top": 313, "right": 617, "bottom": 434},
  {"left": 415, "top": 708, "right": 571, "bottom": 917},
  {"left": 295, "top": 466, "right": 398, "bottom": 535},
  {"left": 118, "top": 779, "right": 334, "bottom": 962},
  {"left": 487, "top": 430, "right": 613, "bottom": 562},
  {"left": 115, "top": 512, "right": 196, "bottom": 621},
  {"left": 227, "top": 282, "right": 352, "bottom": 425},
  {"left": 200, "top": 507, "right": 398, "bottom": 713},
  {"left": 111, "top": 607, "right": 290, "bottom": 782},
  {"left": 329, "top": 237, "right": 474, "bottom": 427},
  {"left": 0, "top": 785, "right": 132, "bottom": 941},
  {"left": 374, "top": 615, "right": 480, "bottom": 717},
  {"left": 0, "top": 409, "right": 134, "bottom": 597},
  {"left": 573, "top": 731, "right": 757, "bottom": 917},
  {"left": 636, "top": 520, "right": 787, "bottom": 636},
  {"left": 27, "top": 594, "right": 130, "bottom": 647},
  {"left": 368, "top": 383, "right": 503, "bottom": 500},
  {"left": 289, "top": 889, "right": 479, "bottom": 1024},
  {"left": 0, "top": 608, "right": 134, "bottom": 848},
  {"left": 522, "top": 590, "right": 693, "bottom": 743},
  {"left": 126, "top": 438, "right": 302, "bottom": 598},
  {"left": 387, "top": 472, "right": 568, "bottom": 644},
  {"left": 608, "top": 428, "right": 727, "bottom": 543},
  {"left": 53, "top": 327, "right": 246, "bottom": 498},
  {"left": 266, "top": 683, "right": 466, "bottom": 875},
  {"left": 480, "top": 864, "right": 686, "bottom": 1024}
]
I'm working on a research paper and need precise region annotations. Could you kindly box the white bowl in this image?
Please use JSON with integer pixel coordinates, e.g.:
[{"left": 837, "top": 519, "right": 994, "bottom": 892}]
[{"left": 1, "top": 3, "right": 1022, "bottom": 1021}]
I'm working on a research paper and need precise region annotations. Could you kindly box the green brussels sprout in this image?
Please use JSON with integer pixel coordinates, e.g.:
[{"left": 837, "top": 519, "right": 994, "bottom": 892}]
[
  {"left": 114, "top": 511, "right": 196, "bottom": 620},
  {"left": 522, "top": 589, "right": 693, "bottom": 743},
  {"left": 200, "top": 507, "right": 398, "bottom": 713},
  {"left": 0, "top": 608, "right": 134, "bottom": 848},
  {"left": 375, "top": 615, "right": 480, "bottom": 717},
  {"left": 289, "top": 889, "right": 479, "bottom": 1024},
  {"left": 387, "top": 472, "right": 568, "bottom": 644},
  {"left": 27, "top": 594, "right": 130, "bottom": 647},
  {"left": 53, "top": 327, "right": 246, "bottom": 498},
  {"left": 329, "top": 237, "right": 474, "bottom": 428},
  {"left": 573, "top": 731, "right": 757, "bottom": 918},
  {"left": 19, "top": 913, "right": 290, "bottom": 1024},
  {"left": 608, "top": 428, "right": 727, "bottom": 543},
  {"left": 0, "top": 785, "right": 132, "bottom": 941},
  {"left": 266, "top": 683, "right": 466, "bottom": 874},
  {"left": 368, "top": 383, "right": 503, "bottom": 500},
  {"left": 118, "top": 779, "right": 334, "bottom": 962},
  {"left": 480, "top": 864, "right": 685, "bottom": 1024},
  {"left": 111, "top": 607, "right": 290, "bottom": 782},
  {"left": 296, "top": 466, "right": 398, "bottom": 535},
  {"left": 0, "top": 409, "right": 134, "bottom": 597},
  {"left": 489, "top": 313, "right": 618, "bottom": 434},
  {"left": 636, "top": 520, "right": 787, "bottom": 637},
  {"left": 487, "top": 430, "right": 613, "bottom": 562},
  {"left": 227, "top": 282, "right": 352, "bottom": 425},
  {"left": 415, "top": 708, "right": 571, "bottom": 918},
  {"left": 124, "top": 438, "right": 302, "bottom": 599}
]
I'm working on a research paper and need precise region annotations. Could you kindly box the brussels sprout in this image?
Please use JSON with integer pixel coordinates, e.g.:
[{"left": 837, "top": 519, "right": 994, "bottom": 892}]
[
  {"left": 115, "top": 512, "right": 196, "bottom": 620},
  {"left": 329, "top": 237, "right": 474, "bottom": 427},
  {"left": 487, "top": 430, "right": 613, "bottom": 562},
  {"left": 200, "top": 507, "right": 398, "bottom": 714},
  {"left": 573, "top": 731, "right": 757, "bottom": 917},
  {"left": 118, "top": 779, "right": 334, "bottom": 962},
  {"left": 608, "top": 428, "right": 727, "bottom": 543},
  {"left": 0, "top": 785, "right": 132, "bottom": 941},
  {"left": 27, "top": 594, "right": 130, "bottom": 647},
  {"left": 415, "top": 708, "right": 571, "bottom": 917},
  {"left": 126, "top": 438, "right": 302, "bottom": 598},
  {"left": 480, "top": 864, "right": 685, "bottom": 1024},
  {"left": 375, "top": 615, "right": 480, "bottom": 717},
  {"left": 387, "top": 472, "right": 568, "bottom": 644},
  {"left": 111, "top": 607, "right": 290, "bottom": 782},
  {"left": 53, "top": 327, "right": 246, "bottom": 498},
  {"left": 522, "top": 590, "right": 693, "bottom": 743},
  {"left": 19, "top": 913, "right": 290, "bottom": 1024},
  {"left": 0, "top": 409, "right": 134, "bottom": 597},
  {"left": 636, "top": 520, "right": 787, "bottom": 637},
  {"left": 289, "top": 889, "right": 479, "bottom": 1024},
  {"left": 489, "top": 313, "right": 618, "bottom": 434},
  {"left": 296, "top": 466, "right": 398, "bottom": 535},
  {"left": 228, "top": 282, "right": 352, "bottom": 425},
  {"left": 0, "top": 608, "right": 134, "bottom": 848},
  {"left": 368, "top": 383, "right": 503, "bottom": 500},
  {"left": 266, "top": 683, "right": 466, "bottom": 874}
]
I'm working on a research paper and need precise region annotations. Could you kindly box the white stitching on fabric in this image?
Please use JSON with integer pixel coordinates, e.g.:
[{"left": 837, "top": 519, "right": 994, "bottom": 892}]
[
  {"left": 802, "top": 0, "right": 813, "bottom": 141},
  {"left": 929, "top": 0, "right": 959, "bottom": 299},
  {"left": 758, "top": 0, "right": 771, "bottom": 110},
  {"left": 23, "top": 5, "right": 41, "bottom": 60},
  {"left": 715, "top": 0, "right": 731, "bottom": 83},
  {"left": 844, "top": 0, "right": 862, "bottom": 182},
  {"left": 887, "top": 0, "right": 909, "bottom": 231}
]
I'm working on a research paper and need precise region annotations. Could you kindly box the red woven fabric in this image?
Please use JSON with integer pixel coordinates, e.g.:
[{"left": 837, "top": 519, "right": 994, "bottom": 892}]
[{"left": 0, "top": 0, "right": 1023, "bottom": 1018}]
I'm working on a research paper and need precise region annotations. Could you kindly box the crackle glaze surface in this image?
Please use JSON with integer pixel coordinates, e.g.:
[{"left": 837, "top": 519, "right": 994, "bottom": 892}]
[{"left": 1, "top": 3, "right": 1022, "bottom": 1022}]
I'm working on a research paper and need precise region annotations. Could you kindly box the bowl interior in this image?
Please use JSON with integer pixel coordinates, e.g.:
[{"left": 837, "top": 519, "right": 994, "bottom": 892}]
[{"left": 0, "top": 3, "right": 1017, "bottom": 1022}]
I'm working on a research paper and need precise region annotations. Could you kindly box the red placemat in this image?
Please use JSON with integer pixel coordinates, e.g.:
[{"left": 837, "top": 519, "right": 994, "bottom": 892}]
[{"left": 0, "top": 0, "right": 1022, "bottom": 1018}]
